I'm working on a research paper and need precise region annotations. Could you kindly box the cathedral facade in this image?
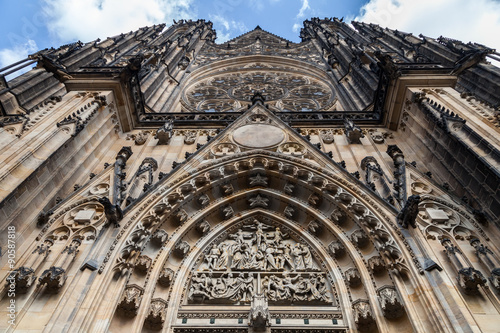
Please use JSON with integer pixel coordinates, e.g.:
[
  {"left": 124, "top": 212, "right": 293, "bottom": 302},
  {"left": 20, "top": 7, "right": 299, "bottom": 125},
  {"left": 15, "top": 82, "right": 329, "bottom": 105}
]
[{"left": 1, "top": 18, "right": 500, "bottom": 332}]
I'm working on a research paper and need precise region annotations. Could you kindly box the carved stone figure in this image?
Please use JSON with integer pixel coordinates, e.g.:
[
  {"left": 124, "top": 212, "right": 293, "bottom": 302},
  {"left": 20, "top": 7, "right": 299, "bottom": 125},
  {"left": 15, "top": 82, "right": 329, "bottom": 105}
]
[
  {"left": 98, "top": 197, "right": 123, "bottom": 228},
  {"left": 308, "top": 220, "right": 322, "bottom": 235},
  {"left": 397, "top": 195, "right": 421, "bottom": 228},
  {"left": 344, "top": 117, "right": 364, "bottom": 144},
  {"left": 155, "top": 120, "right": 174, "bottom": 145}
]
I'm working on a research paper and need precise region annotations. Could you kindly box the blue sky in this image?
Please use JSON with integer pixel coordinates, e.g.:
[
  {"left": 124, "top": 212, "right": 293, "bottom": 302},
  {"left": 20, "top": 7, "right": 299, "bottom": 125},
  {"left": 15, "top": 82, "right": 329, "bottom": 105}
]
[{"left": 1, "top": 0, "right": 500, "bottom": 72}]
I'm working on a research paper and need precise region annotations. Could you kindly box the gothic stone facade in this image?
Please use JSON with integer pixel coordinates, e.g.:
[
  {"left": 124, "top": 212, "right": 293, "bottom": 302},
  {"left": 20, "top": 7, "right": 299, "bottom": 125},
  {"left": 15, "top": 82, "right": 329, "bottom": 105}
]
[{"left": 1, "top": 18, "right": 500, "bottom": 333}]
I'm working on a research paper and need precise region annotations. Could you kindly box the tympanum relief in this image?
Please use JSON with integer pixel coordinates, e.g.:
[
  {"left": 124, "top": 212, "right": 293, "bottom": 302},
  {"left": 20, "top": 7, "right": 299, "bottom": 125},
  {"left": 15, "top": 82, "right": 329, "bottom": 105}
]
[{"left": 187, "top": 220, "right": 332, "bottom": 305}]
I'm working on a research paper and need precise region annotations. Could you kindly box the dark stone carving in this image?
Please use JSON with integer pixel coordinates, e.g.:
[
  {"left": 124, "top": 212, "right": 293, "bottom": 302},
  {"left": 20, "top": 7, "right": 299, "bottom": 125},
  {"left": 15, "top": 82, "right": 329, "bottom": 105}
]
[
  {"left": 155, "top": 120, "right": 174, "bottom": 145},
  {"left": 98, "top": 197, "right": 123, "bottom": 228},
  {"left": 343, "top": 117, "right": 364, "bottom": 144},
  {"left": 37, "top": 209, "right": 54, "bottom": 227},
  {"left": 38, "top": 266, "right": 66, "bottom": 292},
  {"left": 387, "top": 145, "right": 407, "bottom": 208},
  {"left": 396, "top": 195, "right": 421, "bottom": 228}
]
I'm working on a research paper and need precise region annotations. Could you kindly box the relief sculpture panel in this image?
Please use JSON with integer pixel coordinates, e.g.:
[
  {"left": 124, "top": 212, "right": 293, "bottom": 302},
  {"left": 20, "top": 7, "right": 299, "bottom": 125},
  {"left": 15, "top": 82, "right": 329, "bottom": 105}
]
[{"left": 187, "top": 219, "right": 332, "bottom": 305}]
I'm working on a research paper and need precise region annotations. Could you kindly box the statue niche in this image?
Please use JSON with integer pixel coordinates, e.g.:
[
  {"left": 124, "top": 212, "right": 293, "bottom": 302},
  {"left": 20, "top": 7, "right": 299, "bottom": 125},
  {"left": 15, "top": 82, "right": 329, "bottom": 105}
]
[{"left": 187, "top": 219, "right": 332, "bottom": 305}]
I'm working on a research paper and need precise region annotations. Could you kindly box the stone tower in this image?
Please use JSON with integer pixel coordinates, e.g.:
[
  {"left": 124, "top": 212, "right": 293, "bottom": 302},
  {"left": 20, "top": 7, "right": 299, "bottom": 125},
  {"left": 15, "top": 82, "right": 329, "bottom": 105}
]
[{"left": 1, "top": 18, "right": 500, "bottom": 332}]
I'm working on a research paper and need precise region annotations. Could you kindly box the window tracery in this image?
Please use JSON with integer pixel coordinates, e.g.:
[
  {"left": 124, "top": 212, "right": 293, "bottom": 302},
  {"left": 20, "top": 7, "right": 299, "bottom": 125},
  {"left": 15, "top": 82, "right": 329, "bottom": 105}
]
[{"left": 183, "top": 70, "right": 335, "bottom": 112}]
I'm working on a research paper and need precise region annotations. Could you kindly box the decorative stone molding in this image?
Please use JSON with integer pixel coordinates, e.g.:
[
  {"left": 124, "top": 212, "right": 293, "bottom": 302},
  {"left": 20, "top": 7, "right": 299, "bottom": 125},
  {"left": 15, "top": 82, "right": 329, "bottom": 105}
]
[
  {"left": 377, "top": 285, "right": 404, "bottom": 319},
  {"left": 144, "top": 298, "right": 168, "bottom": 330},
  {"left": 117, "top": 284, "right": 144, "bottom": 317},
  {"left": 470, "top": 238, "right": 500, "bottom": 290},
  {"left": 345, "top": 268, "right": 362, "bottom": 287},
  {"left": 277, "top": 142, "right": 306, "bottom": 156}
]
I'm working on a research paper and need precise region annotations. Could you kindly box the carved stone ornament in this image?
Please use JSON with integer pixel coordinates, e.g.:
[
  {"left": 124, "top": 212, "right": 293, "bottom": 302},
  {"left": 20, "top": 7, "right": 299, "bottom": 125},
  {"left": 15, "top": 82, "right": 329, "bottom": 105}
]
[
  {"left": 155, "top": 120, "right": 173, "bottom": 145},
  {"left": 197, "top": 194, "right": 210, "bottom": 206},
  {"left": 6, "top": 267, "right": 36, "bottom": 293},
  {"left": 277, "top": 142, "right": 306, "bottom": 156},
  {"left": 135, "top": 255, "right": 152, "bottom": 272},
  {"left": 134, "top": 130, "right": 149, "bottom": 145},
  {"left": 158, "top": 267, "right": 175, "bottom": 287},
  {"left": 377, "top": 285, "right": 404, "bottom": 319},
  {"left": 457, "top": 267, "right": 487, "bottom": 295},
  {"left": 38, "top": 266, "right": 67, "bottom": 292},
  {"left": 221, "top": 205, "right": 234, "bottom": 219},
  {"left": 184, "top": 131, "right": 196, "bottom": 145},
  {"left": 144, "top": 298, "right": 168, "bottom": 330},
  {"left": 320, "top": 130, "right": 335, "bottom": 144},
  {"left": 307, "top": 220, "right": 322, "bottom": 235},
  {"left": 352, "top": 299, "right": 375, "bottom": 331},
  {"left": 211, "top": 143, "right": 240, "bottom": 157},
  {"left": 151, "top": 229, "right": 169, "bottom": 245},
  {"left": 397, "top": 195, "right": 421, "bottom": 228},
  {"left": 249, "top": 293, "right": 271, "bottom": 329},
  {"left": 308, "top": 193, "right": 321, "bottom": 207},
  {"left": 345, "top": 267, "right": 361, "bottom": 287},
  {"left": 368, "top": 256, "right": 385, "bottom": 275},
  {"left": 174, "top": 209, "right": 188, "bottom": 225},
  {"left": 283, "top": 205, "right": 295, "bottom": 218},
  {"left": 369, "top": 130, "right": 385, "bottom": 144},
  {"left": 344, "top": 117, "right": 364, "bottom": 144},
  {"left": 174, "top": 241, "right": 190, "bottom": 258},
  {"left": 188, "top": 220, "right": 331, "bottom": 305},
  {"left": 249, "top": 173, "right": 268, "bottom": 187},
  {"left": 221, "top": 184, "right": 234, "bottom": 196},
  {"left": 328, "top": 241, "right": 345, "bottom": 258},
  {"left": 195, "top": 220, "right": 211, "bottom": 235},
  {"left": 249, "top": 194, "right": 269, "bottom": 208},
  {"left": 351, "top": 229, "right": 369, "bottom": 248},
  {"left": 117, "top": 284, "right": 144, "bottom": 317}
]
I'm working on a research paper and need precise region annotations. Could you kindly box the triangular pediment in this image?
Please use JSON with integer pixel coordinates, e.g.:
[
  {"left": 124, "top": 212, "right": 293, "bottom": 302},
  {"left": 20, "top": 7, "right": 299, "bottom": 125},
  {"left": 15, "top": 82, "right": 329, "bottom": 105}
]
[
  {"left": 220, "top": 25, "right": 295, "bottom": 48},
  {"left": 182, "top": 101, "right": 348, "bottom": 178}
]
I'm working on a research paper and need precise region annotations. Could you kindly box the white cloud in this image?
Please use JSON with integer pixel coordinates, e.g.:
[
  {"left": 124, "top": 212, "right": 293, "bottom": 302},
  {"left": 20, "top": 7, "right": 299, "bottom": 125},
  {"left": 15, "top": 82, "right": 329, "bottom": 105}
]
[
  {"left": 42, "top": 0, "right": 196, "bottom": 43},
  {"left": 0, "top": 39, "right": 38, "bottom": 77},
  {"left": 296, "top": 0, "right": 310, "bottom": 18},
  {"left": 209, "top": 14, "right": 248, "bottom": 43},
  {"left": 292, "top": 23, "right": 301, "bottom": 33},
  {"left": 354, "top": 0, "right": 500, "bottom": 52}
]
